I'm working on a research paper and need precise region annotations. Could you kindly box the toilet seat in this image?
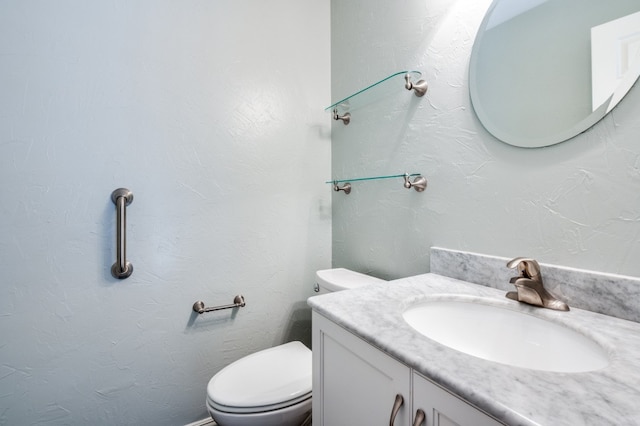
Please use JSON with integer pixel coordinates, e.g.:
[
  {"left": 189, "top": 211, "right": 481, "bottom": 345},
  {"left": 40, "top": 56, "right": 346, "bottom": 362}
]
[
  {"left": 207, "top": 392, "right": 311, "bottom": 414},
  {"left": 206, "top": 341, "right": 312, "bottom": 415},
  {"left": 206, "top": 397, "right": 312, "bottom": 426}
]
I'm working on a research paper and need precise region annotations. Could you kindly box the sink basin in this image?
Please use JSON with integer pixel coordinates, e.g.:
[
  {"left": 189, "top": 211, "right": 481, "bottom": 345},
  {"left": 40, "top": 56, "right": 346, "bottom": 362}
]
[{"left": 403, "top": 297, "right": 609, "bottom": 372}]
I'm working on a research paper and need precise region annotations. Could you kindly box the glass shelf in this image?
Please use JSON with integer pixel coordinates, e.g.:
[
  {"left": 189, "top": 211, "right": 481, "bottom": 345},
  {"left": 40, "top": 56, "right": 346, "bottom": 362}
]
[
  {"left": 327, "top": 173, "right": 427, "bottom": 194},
  {"left": 325, "top": 71, "right": 423, "bottom": 113},
  {"left": 325, "top": 173, "right": 421, "bottom": 184}
]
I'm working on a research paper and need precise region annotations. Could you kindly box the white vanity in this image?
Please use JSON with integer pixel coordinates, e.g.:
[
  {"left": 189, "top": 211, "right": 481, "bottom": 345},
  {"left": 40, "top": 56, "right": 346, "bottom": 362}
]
[
  {"left": 308, "top": 248, "right": 640, "bottom": 425},
  {"left": 313, "top": 311, "right": 503, "bottom": 425}
]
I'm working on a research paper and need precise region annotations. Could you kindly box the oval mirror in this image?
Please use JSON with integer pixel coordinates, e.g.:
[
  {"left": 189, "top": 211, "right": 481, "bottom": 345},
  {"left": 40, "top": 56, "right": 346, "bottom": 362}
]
[{"left": 470, "top": 0, "right": 640, "bottom": 148}]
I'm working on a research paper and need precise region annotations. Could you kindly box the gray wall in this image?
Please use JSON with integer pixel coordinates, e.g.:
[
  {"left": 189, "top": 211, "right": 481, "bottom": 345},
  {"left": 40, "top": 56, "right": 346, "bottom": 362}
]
[
  {"left": 331, "top": 0, "right": 640, "bottom": 279},
  {"left": 0, "top": 1, "right": 330, "bottom": 425}
]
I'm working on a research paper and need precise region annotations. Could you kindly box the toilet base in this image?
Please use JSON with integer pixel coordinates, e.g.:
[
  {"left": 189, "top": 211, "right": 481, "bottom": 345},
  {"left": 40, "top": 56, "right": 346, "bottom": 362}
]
[{"left": 207, "top": 397, "right": 311, "bottom": 426}]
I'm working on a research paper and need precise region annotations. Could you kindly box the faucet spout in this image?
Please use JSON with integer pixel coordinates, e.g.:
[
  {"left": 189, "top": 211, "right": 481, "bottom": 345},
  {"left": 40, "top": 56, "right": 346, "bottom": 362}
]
[{"left": 506, "top": 257, "right": 569, "bottom": 311}]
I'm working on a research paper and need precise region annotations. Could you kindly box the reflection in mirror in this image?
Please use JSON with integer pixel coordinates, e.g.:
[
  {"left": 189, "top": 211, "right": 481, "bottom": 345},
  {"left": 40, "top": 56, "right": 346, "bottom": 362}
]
[{"left": 469, "top": 0, "right": 640, "bottom": 148}]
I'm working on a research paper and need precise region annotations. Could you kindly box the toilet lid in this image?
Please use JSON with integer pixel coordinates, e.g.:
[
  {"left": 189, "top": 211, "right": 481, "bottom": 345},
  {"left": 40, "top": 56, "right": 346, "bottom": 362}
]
[
  {"left": 316, "top": 268, "right": 386, "bottom": 292},
  {"left": 207, "top": 341, "right": 312, "bottom": 411}
]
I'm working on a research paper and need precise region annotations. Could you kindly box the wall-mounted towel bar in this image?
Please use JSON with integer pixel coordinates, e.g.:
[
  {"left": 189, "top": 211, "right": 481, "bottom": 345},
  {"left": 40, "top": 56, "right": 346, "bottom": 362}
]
[
  {"left": 327, "top": 173, "right": 427, "bottom": 194},
  {"left": 111, "top": 188, "right": 134, "bottom": 279},
  {"left": 193, "top": 295, "right": 246, "bottom": 314}
]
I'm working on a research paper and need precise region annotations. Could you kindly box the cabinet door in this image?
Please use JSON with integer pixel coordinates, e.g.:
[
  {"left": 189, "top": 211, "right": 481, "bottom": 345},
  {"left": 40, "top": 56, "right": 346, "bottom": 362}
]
[
  {"left": 412, "top": 372, "right": 504, "bottom": 426},
  {"left": 313, "top": 312, "right": 411, "bottom": 426}
]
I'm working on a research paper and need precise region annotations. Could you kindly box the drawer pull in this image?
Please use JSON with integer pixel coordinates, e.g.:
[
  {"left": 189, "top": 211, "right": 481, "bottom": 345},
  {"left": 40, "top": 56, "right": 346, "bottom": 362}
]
[
  {"left": 389, "top": 393, "right": 404, "bottom": 426},
  {"left": 413, "top": 409, "right": 426, "bottom": 426}
]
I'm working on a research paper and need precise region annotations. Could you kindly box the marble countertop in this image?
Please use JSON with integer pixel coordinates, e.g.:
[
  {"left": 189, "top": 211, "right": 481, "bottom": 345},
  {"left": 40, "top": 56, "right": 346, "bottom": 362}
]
[{"left": 308, "top": 273, "right": 640, "bottom": 426}]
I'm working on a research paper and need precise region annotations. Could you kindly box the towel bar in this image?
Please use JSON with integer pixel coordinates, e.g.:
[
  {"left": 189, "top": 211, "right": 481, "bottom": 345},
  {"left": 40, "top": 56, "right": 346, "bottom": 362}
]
[{"left": 193, "top": 295, "right": 246, "bottom": 314}]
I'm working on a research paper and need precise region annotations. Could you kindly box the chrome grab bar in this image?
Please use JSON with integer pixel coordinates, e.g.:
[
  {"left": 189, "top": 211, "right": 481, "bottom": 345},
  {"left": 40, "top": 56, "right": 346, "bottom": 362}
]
[
  {"left": 111, "top": 188, "right": 134, "bottom": 279},
  {"left": 193, "top": 295, "right": 246, "bottom": 314}
]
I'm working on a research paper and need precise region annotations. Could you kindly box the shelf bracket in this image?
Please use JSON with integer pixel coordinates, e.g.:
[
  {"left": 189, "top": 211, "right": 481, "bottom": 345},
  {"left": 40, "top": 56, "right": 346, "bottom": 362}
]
[
  {"left": 405, "top": 73, "right": 428, "bottom": 97},
  {"left": 403, "top": 173, "right": 427, "bottom": 192},
  {"left": 333, "top": 182, "right": 352, "bottom": 194},
  {"left": 333, "top": 108, "right": 351, "bottom": 125}
]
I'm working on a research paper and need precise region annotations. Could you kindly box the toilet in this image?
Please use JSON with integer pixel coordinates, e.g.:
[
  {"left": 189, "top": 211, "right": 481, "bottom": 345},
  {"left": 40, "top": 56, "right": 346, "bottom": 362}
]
[{"left": 205, "top": 268, "right": 385, "bottom": 426}]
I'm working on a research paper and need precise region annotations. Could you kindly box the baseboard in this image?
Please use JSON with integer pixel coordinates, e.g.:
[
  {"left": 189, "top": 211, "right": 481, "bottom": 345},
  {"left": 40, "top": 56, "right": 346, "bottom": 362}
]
[{"left": 184, "top": 417, "right": 215, "bottom": 426}]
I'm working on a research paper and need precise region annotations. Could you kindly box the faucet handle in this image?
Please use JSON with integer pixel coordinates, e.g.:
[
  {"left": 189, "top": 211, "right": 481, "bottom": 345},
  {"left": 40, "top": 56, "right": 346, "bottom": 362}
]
[
  {"left": 505, "top": 257, "right": 569, "bottom": 311},
  {"left": 506, "top": 257, "right": 541, "bottom": 279}
]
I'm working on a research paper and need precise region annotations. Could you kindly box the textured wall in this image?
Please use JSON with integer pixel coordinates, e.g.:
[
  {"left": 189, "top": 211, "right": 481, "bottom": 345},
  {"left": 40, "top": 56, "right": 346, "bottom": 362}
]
[
  {"left": 0, "top": 1, "right": 330, "bottom": 425},
  {"left": 331, "top": 0, "right": 640, "bottom": 279}
]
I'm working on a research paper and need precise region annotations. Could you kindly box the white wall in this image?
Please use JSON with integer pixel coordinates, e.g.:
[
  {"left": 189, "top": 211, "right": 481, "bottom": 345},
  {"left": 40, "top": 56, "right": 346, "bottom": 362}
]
[
  {"left": 331, "top": 0, "right": 640, "bottom": 279},
  {"left": 0, "top": 1, "right": 330, "bottom": 425}
]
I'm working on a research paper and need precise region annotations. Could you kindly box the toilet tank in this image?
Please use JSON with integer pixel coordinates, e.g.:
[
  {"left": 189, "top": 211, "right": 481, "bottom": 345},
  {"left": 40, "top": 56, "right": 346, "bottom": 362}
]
[{"left": 315, "top": 268, "right": 386, "bottom": 295}]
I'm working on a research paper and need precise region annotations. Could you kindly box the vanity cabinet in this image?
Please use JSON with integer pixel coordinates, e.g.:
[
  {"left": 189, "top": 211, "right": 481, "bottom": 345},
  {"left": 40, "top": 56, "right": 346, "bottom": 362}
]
[
  {"left": 412, "top": 372, "right": 503, "bottom": 426},
  {"left": 312, "top": 312, "right": 504, "bottom": 426}
]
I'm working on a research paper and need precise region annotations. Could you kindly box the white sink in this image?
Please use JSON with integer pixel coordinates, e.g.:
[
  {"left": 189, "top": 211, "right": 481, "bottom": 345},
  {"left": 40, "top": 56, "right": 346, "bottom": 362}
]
[{"left": 403, "top": 297, "right": 610, "bottom": 373}]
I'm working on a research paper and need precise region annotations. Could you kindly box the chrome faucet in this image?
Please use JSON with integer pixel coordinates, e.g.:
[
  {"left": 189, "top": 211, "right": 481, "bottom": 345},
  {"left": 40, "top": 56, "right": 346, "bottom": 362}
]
[{"left": 506, "top": 257, "right": 569, "bottom": 311}]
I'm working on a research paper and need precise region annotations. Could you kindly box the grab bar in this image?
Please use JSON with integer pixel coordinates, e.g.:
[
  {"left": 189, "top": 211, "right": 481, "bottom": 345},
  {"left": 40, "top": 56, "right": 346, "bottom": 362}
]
[
  {"left": 111, "top": 188, "right": 134, "bottom": 279},
  {"left": 193, "top": 295, "right": 246, "bottom": 314}
]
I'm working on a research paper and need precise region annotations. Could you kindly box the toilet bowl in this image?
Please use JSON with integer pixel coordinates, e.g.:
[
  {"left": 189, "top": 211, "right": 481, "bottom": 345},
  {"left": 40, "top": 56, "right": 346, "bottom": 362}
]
[
  {"left": 206, "top": 342, "right": 312, "bottom": 426},
  {"left": 205, "top": 268, "right": 385, "bottom": 426}
]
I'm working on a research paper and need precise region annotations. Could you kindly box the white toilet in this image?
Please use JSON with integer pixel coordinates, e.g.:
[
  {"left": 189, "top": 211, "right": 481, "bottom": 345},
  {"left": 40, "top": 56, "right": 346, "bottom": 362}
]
[{"left": 205, "top": 268, "right": 385, "bottom": 426}]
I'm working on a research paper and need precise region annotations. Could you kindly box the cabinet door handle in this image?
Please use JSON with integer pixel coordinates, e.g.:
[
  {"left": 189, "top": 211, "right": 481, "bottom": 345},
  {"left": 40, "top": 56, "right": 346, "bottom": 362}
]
[
  {"left": 413, "top": 408, "right": 426, "bottom": 426},
  {"left": 389, "top": 393, "right": 404, "bottom": 426}
]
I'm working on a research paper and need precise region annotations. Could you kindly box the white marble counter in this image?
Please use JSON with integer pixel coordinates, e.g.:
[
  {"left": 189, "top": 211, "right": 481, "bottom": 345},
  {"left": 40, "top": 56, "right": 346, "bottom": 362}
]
[{"left": 308, "top": 273, "right": 640, "bottom": 425}]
